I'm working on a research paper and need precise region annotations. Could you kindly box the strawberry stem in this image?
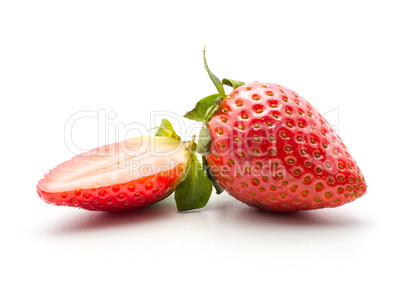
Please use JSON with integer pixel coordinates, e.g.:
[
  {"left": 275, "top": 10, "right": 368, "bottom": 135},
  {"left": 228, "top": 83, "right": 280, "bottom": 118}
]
[{"left": 190, "top": 135, "right": 196, "bottom": 151}]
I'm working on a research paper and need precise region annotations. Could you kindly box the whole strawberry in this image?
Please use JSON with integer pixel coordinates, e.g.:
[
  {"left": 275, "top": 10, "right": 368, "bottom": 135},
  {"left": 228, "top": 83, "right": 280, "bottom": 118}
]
[
  {"left": 37, "top": 119, "right": 213, "bottom": 212},
  {"left": 184, "top": 50, "right": 367, "bottom": 212}
]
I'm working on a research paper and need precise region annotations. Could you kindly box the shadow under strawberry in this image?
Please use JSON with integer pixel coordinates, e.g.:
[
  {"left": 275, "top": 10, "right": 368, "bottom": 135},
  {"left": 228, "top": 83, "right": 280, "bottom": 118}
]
[{"left": 47, "top": 201, "right": 175, "bottom": 235}]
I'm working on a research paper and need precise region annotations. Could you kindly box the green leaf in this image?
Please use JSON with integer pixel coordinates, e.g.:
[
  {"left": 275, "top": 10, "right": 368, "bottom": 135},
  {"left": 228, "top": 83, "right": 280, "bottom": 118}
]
[
  {"left": 204, "top": 97, "right": 223, "bottom": 122},
  {"left": 202, "top": 156, "right": 225, "bottom": 195},
  {"left": 203, "top": 48, "right": 226, "bottom": 99},
  {"left": 222, "top": 78, "right": 245, "bottom": 90},
  {"left": 196, "top": 122, "right": 211, "bottom": 155},
  {"left": 155, "top": 119, "right": 181, "bottom": 140},
  {"left": 194, "top": 97, "right": 223, "bottom": 155},
  {"left": 174, "top": 154, "right": 213, "bottom": 212},
  {"left": 184, "top": 94, "right": 221, "bottom": 122}
]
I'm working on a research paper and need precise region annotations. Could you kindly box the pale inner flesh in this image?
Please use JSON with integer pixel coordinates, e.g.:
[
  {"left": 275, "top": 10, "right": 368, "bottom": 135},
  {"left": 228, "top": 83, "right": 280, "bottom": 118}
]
[{"left": 41, "top": 136, "right": 190, "bottom": 193}]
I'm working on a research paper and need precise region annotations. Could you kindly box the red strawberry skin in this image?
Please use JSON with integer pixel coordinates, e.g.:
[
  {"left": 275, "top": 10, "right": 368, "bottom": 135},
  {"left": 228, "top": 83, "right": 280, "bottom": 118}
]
[
  {"left": 205, "top": 83, "right": 367, "bottom": 211},
  {"left": 37, "top": 165, "right": 184, "bottom": 211}
]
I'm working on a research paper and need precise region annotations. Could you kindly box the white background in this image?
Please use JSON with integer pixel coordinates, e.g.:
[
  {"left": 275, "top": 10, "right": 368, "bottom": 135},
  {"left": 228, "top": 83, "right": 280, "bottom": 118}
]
[{"left": 1, "top": 1, "right": 401, "bottom": 284}]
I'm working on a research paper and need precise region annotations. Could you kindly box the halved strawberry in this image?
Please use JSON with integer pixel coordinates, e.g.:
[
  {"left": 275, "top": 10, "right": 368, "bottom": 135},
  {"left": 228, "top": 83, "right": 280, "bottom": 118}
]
[{"left": 37, "top": 119, "right": 213, "bottom": 212}]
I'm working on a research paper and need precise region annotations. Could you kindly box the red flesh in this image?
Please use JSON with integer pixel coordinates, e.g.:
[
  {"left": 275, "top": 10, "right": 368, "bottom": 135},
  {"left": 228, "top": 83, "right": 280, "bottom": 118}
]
[{"left": 37, "top": 165, "right": 184, "bottom": 211}]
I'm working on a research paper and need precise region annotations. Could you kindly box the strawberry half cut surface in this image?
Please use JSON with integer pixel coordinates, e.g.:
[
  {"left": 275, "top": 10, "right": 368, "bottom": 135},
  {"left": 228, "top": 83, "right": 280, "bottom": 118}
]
[
  {"left": 183, "top": 49, "right": 367, "bottom": 212},
  {"left": 37, "top": 119, "right": 213, "bottom": 212}
]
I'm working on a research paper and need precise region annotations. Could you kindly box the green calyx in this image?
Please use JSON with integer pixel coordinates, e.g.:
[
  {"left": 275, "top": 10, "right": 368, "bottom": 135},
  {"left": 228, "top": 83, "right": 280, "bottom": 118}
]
[
  {"left": 202, "top": 156, "right": 225, "bottom": 195},
  {"left": 155, "top": 118, "right": 181, "bottom": 140},
  {"left": 222, "top": 78, "right": 245, "bottom": 90},
  {"left": 183, "top": 94, "right": 222, "bottom": 122},
  {"left": 183, "top": 49, "right": 245, "bottom": 196},
  {"left": 174, "top": 153, "right": 213, "bottom": 212},
  {"left": 203, "top": 48, "right": 226, "bottom": 99},
  {"left": 155, "top": 119, "right": 213, "bottom": 212},
  {"left": 184, "top": 48, "right": 245, "bottom": 154}
]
